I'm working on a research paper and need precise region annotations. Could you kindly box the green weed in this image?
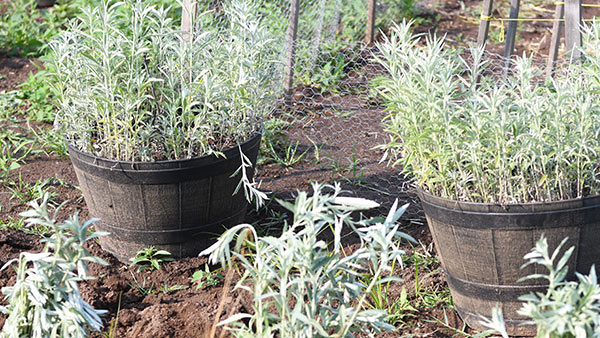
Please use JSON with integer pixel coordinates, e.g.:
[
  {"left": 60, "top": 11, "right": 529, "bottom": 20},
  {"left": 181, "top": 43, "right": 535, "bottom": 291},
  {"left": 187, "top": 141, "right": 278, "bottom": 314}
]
[
  {"left": 128, "top": 272, "right": 156, "bottom": 296},
  {"left": 100, "top": 292, "right": 122, "bottom": 338},
  {"left": 365, "top": 259, "right": 417, "bottom": 327},
  {"left": 6, "top": 176, "right": 58, "bottom": 206},
  {"left": 191, "top": 264, "right": 224, "bottom": 290},
  {"left": 17, "top": 69, "right": 56, "bottom": 123},
  {"left": 129, "top": 246, "right": 174, "bottom": 272},
  {"left": 160, "top": 282, "right": 188, "bottom": 294}
]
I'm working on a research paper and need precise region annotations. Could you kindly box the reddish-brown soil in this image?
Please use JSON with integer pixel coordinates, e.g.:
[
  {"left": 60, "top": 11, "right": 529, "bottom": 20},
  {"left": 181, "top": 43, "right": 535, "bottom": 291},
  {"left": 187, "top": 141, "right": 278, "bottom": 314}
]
[
  {"left": 2, "top": 1, "right": 600, "bottom": 337},
  {"left": 0, "top": 57, "right": 37, "bottom": 92}
]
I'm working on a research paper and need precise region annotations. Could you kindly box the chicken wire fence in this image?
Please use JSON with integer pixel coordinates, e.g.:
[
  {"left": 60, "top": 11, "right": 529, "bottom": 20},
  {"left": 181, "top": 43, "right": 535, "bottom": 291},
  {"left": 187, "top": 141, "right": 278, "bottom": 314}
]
[
  {"left": 239, "top": 0, "right": 425, "bottom": 223},
  {"left": 193, "top": 0, "right": 582, "bottom": 224}
]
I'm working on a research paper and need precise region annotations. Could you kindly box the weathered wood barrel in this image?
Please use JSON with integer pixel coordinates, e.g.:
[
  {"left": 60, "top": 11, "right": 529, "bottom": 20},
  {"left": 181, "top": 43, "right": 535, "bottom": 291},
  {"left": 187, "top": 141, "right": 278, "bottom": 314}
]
[
  {"left": 37, "top": 0, "right": 55, "bottom": 8},
  {"left": 67, "top": 133, "right": 261, "bottom": 263},
  {"left": 418, "top": 188, "right": 600, "bottom": 336}
]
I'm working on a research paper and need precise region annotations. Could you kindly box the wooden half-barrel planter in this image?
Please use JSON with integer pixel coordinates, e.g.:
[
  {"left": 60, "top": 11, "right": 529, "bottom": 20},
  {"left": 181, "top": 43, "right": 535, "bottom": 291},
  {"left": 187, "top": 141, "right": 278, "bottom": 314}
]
[
  {"left": 37, "top": 0, "right": 55, "bottom": 8},
  {"left": 418, "top": 188, "right": 600, "bottom": 336},
  {"left": 67, "top": 133, "right": 261, "bottom": 263}
]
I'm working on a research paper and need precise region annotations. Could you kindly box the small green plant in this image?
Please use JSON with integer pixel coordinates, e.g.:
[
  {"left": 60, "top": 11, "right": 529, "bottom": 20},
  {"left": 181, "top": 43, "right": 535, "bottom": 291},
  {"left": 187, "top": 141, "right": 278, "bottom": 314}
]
[
  {"left": 299, "top": 45, "right": 350, "bottom": 91},
  {"left": 0, "top": 194, "right": 108, "bottom": 337},
  {"left": 404, "top": 247, "right": 447, "bottom": 307},
  {"left": 0, "top": 128, "right": 35, "bottom": 177},
  {"left": 0, "top": 216, "right": 51, "bottom": 236},
  {"left": 264, "top": 138, "right": 309, "bottom": 168},
  {"left": 17, "top": 69, "right": 56, "bottom": 123},
  {"left": 0, "top": 90, "right": 24, "bottom": 121},
  {"left": 128, "top": 272, "right": 156, "bottom": 296},
  {"left": 7, "top": 176, "right": 59, "bottom": 205},
  {"left": 31, "top": 127, "right": 69, "bottom": 157},
  {"left": 0, "top": 0, "right": 48, "bottom": 55},
  {"left": 202, "top": 182, "right": 414, "bottom": 337},
  {"left": 345, "top": 150, "right": 366, "bottom": 185},
  {"left": 364, "top": 260, "right": 417, "bottom": 327},
  {"left": 129, "top": 246, "right": 174, "bottom": 272},
  {"left": 160, "top": 282, "right": 188, "bottom": 294},
  {"left": 307, "top": 137, "right": 322, "bottom": 163},
  {"left": 0, "top": 0, "right": 83, "bottom": 56},
  {"left": 100, "top": 292, "right": 122, "bottom": 338},
  {"left": 191, "top": 264, "right": 224, "bottom": 290}
]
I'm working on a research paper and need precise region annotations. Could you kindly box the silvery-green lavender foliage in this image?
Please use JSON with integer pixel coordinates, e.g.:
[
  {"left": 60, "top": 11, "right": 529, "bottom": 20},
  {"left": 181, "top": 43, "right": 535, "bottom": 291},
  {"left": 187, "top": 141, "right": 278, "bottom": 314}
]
[
  {"left": 374, "top": 20, "right": 600, "bottom": 204},
  {"left": 49, "top": 0, "right": 280, "bottom": 162},
  {"left": 481, "top": 236, "right": 600, "bottom": 338},
  {"left": 0, "top": 195, "right": 108, "bottom": 338},
  {"left": 201, "top": 182, "right": 414, "bottom": 337}
]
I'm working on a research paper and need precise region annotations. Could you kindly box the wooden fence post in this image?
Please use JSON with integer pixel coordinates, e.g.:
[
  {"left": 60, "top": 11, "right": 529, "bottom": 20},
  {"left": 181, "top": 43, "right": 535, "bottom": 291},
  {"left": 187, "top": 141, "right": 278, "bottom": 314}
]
[
  {"left": 564, "top": 0, "right": 582, "bottom": 60},
  {"left": 284, "top": 0, "right": 300, "bottom": 106},
  {"left": 366, "top": 0, "right": 376, "bottom": 45},
  {"left": 547, "top": 3, "right": 564, "bottom": 77},
  {"left": 477, "top": 0, "right": 494, "bottom": 48},
  {"left": 181, "top": 0, "right": 196, "bottom": 42}
]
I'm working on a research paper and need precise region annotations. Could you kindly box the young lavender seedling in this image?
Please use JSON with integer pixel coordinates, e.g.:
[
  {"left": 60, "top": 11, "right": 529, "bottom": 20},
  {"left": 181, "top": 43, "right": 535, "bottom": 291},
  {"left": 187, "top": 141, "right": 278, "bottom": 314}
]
[{"left": 201, "top": 182, "right": 414, "bottom": 337}]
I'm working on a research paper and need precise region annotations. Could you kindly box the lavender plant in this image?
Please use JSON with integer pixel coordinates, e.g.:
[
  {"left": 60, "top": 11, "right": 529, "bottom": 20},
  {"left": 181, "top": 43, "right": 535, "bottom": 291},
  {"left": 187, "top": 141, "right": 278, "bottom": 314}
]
[
  {"left": 481, "top": 236, "right": 600, "bottom": 338},
  {"left": 374, "top": 20, "right": 600, "bottom": 203},
  {"left": 0, "top": 194, "right": 108, "bottom": 338},
  {"left": 49, "top": 0, "right": 280, "bottom": 162},
  {"left": 201, "top": 182, "right": 414, "bottom": 337}
]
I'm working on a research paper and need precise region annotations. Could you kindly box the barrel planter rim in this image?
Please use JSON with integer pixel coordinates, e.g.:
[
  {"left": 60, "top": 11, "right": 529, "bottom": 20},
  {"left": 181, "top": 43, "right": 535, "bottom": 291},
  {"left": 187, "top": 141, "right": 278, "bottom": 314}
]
[
  {"left": 65, "top": 126, "right": 263, "bottom": 185},
  {"left": 65, "top": 127, "right": 263, "bottom": 168},
  {"left": 37, "top": 0, "right": 55, "bottom": 8},
  {"left": 416, "top": 186, "right": 600, "bottom": 212}
]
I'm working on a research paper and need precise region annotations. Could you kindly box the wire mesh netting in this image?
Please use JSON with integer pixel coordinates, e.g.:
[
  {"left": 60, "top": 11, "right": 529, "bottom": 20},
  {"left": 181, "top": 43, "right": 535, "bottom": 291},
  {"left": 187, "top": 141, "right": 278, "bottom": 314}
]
[
  {"left": 248, "top": 1, "right": 430, "bottom": 226},
  {"left": 190, "top": 0, "right": 598, "bottom": 228}
]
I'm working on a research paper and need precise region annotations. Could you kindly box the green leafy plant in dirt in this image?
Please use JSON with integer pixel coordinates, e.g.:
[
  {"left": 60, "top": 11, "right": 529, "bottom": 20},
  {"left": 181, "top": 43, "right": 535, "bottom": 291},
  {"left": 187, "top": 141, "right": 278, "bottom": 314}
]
[
  {"left": 293, "top": 0, "right": 418, "bottom": 92},
  {"left": 0, "top": 91, "right": 25, "bottom": 121},
  {"left": 482, "top": 236, "right": 600, "bottom": 338},
  {"left": 159, "top": 282, "right": 188, "bottom": 294},
  {"left": 17, "top": 68, "right": 57, "bottom": 123},
  {"left": 201, "top": 182, "right": 414, "bottom": 337},
  {"left": 364, "top": 262, "right": 417, "bottom": 327},
  {"left": 0, "top": 194, "right": 108, "bottom": 338},
  {"left": 6, "top": 176, "right": 59, "bottom": 206},
  {"left": 191, "top": 264, "right": 225, "bottom": 290},
  {"left": 0, "top": 0, "right": 76, "bottom": 56},
  {"left": 373, "top": 20, "right": 600, "bottom": 204},
  {"left": 0, "top": 129, "right": 34, "bottom": 177},
  {"left": 0, "top": 217, "right": 52, "bottom": 236},
  {"left": 0, "top": 0, "right": 51, "bottom": 56},
  {"left": 129, "top": 246, "right": 174, "bottom": 272}
]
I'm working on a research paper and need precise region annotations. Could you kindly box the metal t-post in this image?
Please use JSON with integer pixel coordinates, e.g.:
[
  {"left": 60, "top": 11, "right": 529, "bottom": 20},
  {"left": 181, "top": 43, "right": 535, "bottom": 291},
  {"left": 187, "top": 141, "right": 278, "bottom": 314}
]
[
  {"left": 503, "top": 0, "right": 520, "bottom": 75},
  {"left": 366, "top": 0, "right": 377, "bottom": 45}
]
